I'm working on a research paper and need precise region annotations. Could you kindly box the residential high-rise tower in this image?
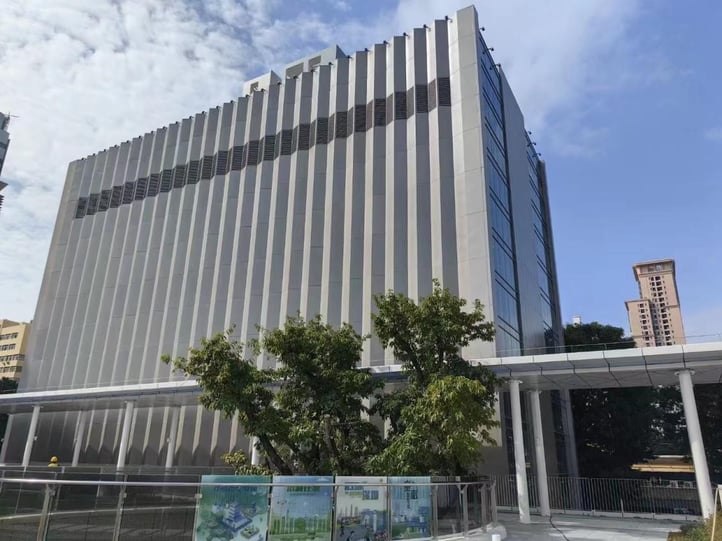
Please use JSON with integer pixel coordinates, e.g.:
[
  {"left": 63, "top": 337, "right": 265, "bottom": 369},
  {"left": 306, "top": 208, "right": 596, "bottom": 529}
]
[
  {"left": 0, "top": 113, "right": 9, "bottom": 215},
  {"left": 625, "top": 259, "right": 686, "bottom": 347},
  {"left": 0, "top": 113, "right": 9, "bottom": 178},
  {"left": 2, "top": 6, "right": 573, "bottom": 475}
]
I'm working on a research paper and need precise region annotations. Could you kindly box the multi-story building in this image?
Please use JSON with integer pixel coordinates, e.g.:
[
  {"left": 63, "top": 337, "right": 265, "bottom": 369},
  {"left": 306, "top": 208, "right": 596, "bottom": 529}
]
[
  {"left": 1, "top": 6, "right": 574, "bottom": 475},
  {"left": 0, "top": 113, "right": 9, "bottom": 178},
  {"left": 625, "top": 259, "right": 686, "bottom": 347},
  {"left": 0, "top": 181, "right": 6, "bottom": 215},
  {"left": 0, "top": 113, "right": 9, "bottom": 215},
  {"left": 0, "top": 320, "right": 30, "bottom": 381}
]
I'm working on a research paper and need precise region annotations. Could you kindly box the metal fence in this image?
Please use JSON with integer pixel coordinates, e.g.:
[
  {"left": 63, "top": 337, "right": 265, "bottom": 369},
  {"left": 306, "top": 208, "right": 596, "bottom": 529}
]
[
  {"left": 494, "top": 474, "right": 702, "bottom": 519},
  {"left": 0, "top": 472, "right": 497, "bottom": 541}
]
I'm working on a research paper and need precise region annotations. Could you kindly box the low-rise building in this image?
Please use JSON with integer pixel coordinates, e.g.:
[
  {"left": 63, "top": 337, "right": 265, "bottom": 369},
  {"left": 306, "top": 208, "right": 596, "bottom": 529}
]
[{"left": 0, "top": 320, "right": 30, "bottom": 381}]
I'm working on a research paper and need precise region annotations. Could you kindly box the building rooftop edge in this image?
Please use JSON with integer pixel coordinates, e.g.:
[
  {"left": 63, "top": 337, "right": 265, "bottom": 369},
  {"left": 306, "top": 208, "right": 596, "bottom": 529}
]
[
  {"left": 632, "top": 258, "right": 676, "bottom": 268},
  {"left": 71, "top": 5, "right": 484, "bottom": 165}
]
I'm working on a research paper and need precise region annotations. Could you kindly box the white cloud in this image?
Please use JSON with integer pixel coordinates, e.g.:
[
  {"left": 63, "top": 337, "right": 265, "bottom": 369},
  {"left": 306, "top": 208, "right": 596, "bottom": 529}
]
[
  {"left": 0, "top": 0, "right": 656, "bottom": 321},
  {"left": 704, "top": 127, "right": 722, "bottom": 141},
  {"left": 384, "top": 0, "right": 641, "bottom": 133}
]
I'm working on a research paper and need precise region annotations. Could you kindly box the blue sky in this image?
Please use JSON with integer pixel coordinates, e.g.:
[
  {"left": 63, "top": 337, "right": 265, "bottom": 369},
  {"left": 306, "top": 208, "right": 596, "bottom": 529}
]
[
  {"left": 546, "top": 0, "right": 722, "bottom": 336},
  {"left": 0, "top": 0, "right": 720, "bottom": 339}
]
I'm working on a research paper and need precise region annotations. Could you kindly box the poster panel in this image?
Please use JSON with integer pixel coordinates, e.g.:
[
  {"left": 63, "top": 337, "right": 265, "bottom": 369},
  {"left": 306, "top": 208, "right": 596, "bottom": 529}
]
[
  {"left": 194, "top": 475, "right": 271, "bottom": 541},
  {"left": 269, "top": 475, "right": 334, "bottom": 541},
  {"left": 335, "top": 476, "right": 388, "bottom": 541},
  {"left": 388, "top": 477, "right": 432, "bottom": 540}
]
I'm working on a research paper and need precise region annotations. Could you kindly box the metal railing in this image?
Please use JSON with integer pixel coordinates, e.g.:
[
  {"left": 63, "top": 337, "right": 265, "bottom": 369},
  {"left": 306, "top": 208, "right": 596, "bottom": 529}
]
[
  {"left": 493, "top": 333, "right": 722, "bottom": 358},
  {"left": 0, "top": 473, "right": 497, "bottom": 541},
  {"left": 0, "top": 463, "right": 237, "bottom": 476},
  {"left": 494, "top": 474, "right": 702, "bottom": 519}
]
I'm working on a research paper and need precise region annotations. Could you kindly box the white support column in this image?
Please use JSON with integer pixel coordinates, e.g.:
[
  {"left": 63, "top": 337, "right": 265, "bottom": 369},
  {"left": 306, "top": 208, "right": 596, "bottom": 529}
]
[
  {"left": 116, "top": 401, "right": 135, "bottom": 470},
  {"left": 22, "top": 405, "right": 41, "bottom": 468},
  {"left": 678, "top": 370, "right": 714, "bottom": 518},
  {"left": 509, "top": 380, "right": 530, "bottom": 524},
  {"left": 71, "top": 410, "right": 88, "bottom": 467},
  {"left": 529, "top": 389, "right": 551, "bottom": 517},
  {"left": 251, "top": 436, "right": 261, "bottom": 465},
  {"left": 165, "top": 407, "right": 181, "bottom": 469},
  {"left": 0, "top": 414, "right": 14, "bottom": 463}
]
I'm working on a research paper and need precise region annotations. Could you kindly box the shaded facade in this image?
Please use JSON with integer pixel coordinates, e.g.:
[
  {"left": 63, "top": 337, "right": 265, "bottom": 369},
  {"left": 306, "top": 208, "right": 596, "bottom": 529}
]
[{"left": 2, "top": 6, "right": 571, "bottom": 474}]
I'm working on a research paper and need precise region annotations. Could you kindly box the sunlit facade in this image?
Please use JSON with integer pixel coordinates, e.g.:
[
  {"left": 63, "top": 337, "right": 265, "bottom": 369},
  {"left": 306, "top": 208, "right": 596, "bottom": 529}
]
[{"left": 2, "top": 6, "right": 573, "bottom": 475}]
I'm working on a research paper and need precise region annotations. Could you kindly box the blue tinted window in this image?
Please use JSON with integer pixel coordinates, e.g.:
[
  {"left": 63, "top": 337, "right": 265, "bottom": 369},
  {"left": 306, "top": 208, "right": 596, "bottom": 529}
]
[
  {"left": 492, "top": 239, "right": 515, "bottom": 288},
  {"left": 485, "top": 117, "right": 505, "bottom": 151},
  {"left": 541, "top": 297, "right": 553, "bottom": 329},
  {"left": 538, "top": 263, "right": 551, "bottom": 299},
  {"left": 494, "top": 280, "right": 519, "bottom": 330},
  {"left": 487, "top": 162, "right": 509, "bottom": 211},
  {"left": 534, "top": 232, "right": 548, "bottom": 268},
  {"left": 532, "top": 207, "right": 544, "bottom": 237},
  {"left": 496, "top": 326, "right": 520, "bottom": 357},
  {"left": 483, "top": 87, "right": 503, "bottom": 126},
  {"left": 479, "top": 44, "right": 501, "bottom": 97},
  {"left": 490, "top": 198, "right": 513, "bottom": 249},
  {"left": 486, "top": 139, "right": 506, "bottom": 172}
]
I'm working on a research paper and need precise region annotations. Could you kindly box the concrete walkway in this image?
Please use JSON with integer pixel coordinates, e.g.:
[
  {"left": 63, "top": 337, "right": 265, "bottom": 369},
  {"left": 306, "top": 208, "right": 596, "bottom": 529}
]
[{"left": 500, "top": 512, "right": 688, "bottom": 540}]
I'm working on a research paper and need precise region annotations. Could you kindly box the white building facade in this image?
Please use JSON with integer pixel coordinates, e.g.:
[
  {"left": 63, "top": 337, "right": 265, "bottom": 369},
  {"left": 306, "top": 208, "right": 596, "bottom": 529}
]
[{"left": 2, "top": 6, "right": 574, "bottom": 475}]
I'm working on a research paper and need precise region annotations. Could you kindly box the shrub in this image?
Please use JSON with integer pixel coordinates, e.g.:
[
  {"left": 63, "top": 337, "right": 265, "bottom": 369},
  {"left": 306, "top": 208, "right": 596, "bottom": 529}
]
[{"left": 668, "top": 515, "right": 722, "bottom": 541}]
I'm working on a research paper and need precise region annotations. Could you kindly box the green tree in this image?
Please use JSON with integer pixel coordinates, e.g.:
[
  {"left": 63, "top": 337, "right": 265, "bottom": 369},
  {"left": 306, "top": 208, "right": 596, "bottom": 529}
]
[
  {"left": 692, "top": 385, "right": 722, "bottom": 477},
  {"left": 163, "top": 316, "right": 383, "bottom": 475},
  {"left": 369, "top": 376, "right": 499, "bottom": 475},
  {"left": 221, "top": 449, "right": 272, "bottom": 475},
  {"left": 165, "top": 283, "right": 500, "bottom": 476},
  {"left": 563, "top": 321, "right": 634, "bottom": 352},
  {"left": 371, "top": 280, "right": 499, "bottom": 475},
  {"left": 564, "top": 322, "right": 658, "bottom": 477},
  {"left": 657, "top": 384, "right": 722, "bottom": 479}
]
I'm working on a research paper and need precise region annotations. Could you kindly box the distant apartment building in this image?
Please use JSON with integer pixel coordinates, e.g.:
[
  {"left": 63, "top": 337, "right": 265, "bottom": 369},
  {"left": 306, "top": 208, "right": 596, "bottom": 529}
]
[
  {"left": 0, "top": 112, "right": 9, "bottom": 177},
  {"left": 0, "top": 181, "right": 6, "bottom": 215},
  {"left": 625, "top": 259, "right": 685, "bottom": 347},
  {"left": 0, "top": 112, "right": 10, "bottom": 214},
  {"left": 0, "top": 320, "right": 30, "bottom": 381}
]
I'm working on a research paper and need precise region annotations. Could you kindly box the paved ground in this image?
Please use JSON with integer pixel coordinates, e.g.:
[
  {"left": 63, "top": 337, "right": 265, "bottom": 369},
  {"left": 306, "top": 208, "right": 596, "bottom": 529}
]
[{"left": 500, "top": 512, "right": 688, "bottom": 541}]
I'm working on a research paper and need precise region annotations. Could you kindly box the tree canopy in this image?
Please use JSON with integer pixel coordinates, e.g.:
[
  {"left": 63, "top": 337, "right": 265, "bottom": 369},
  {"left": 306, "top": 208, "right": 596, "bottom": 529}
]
[
  {"left": 566, "top": 322, "right": 722, "bottom": 480},
  {"left": 563, "top": 321, "right": 634, "bottom": 352},
  {"left": 164, "top": 316, "right": 383, "bottom": 475},
  {"left": 369, "top": 280, "right": 499, "bottom": 475},
  {"left": 656, "top": 384, "right": 722, "bottom": 479},
  {"left": 164, "top": 281, "right": 500, "bottom": 476},
  {"left": 565, "top": 322, "right": 660, "bottom": 477}
]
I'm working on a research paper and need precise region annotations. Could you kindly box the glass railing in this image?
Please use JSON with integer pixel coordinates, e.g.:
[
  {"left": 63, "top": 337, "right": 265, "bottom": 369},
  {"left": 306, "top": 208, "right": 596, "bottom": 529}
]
[{"left": 0, "top": 473, "right": 497, "bottom": 541}]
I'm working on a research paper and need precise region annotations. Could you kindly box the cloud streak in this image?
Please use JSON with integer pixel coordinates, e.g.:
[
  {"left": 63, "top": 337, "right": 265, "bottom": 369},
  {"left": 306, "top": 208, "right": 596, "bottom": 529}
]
[
  {"left": 0, "top": 0, "right": 650, "bottom": 321},
  {"left": 704, "top": 127, "right": 722, "bottom": 141}
]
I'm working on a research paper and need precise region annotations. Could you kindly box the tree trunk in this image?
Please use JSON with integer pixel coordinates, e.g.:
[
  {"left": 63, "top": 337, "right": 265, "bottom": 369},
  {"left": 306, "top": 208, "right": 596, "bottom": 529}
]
[
  {"left": 323, "top": 416, "right": 344, "bottom": 473},
  {"left": 258, "top": 434, "right": 293, "bottom": 474}
]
